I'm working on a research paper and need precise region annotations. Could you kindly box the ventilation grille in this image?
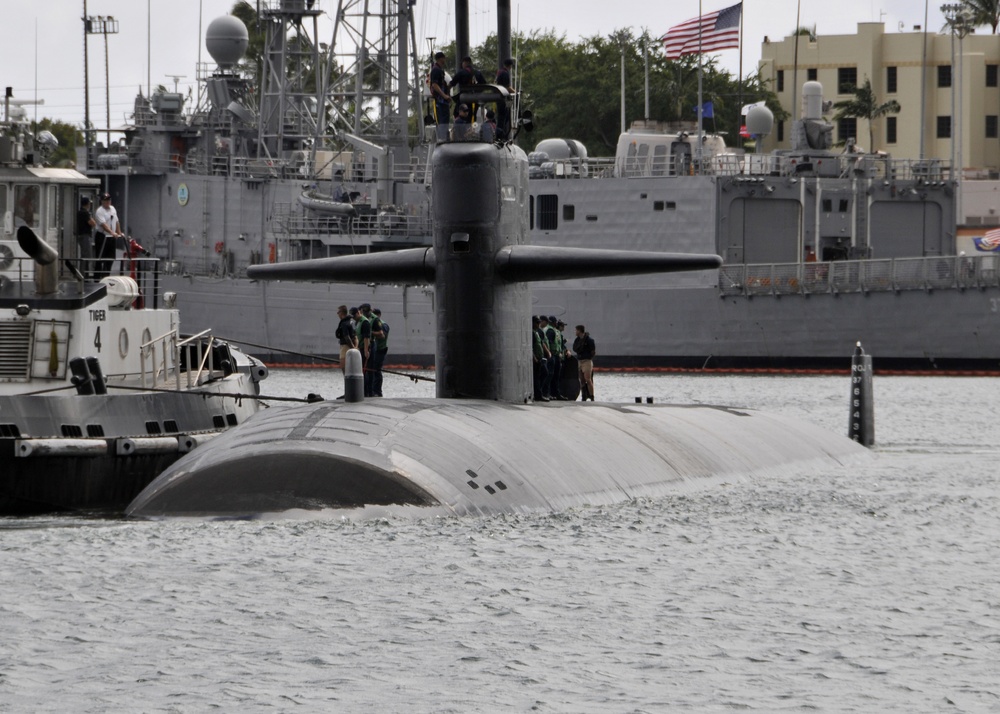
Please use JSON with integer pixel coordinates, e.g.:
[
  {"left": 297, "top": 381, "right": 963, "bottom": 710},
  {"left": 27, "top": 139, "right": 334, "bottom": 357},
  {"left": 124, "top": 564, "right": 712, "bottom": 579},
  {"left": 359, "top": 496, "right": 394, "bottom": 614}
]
[{"left": 0, "top": 321, "right": 31, "bottom": 379}]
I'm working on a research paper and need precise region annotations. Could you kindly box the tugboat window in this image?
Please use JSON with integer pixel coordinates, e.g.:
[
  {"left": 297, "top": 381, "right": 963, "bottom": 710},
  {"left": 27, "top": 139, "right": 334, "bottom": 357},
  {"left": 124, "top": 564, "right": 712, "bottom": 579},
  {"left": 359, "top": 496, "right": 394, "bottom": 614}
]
[
  {"left": 46, "top": 185, "right": 60, "bottom": 234},
  {"left": 14, "top": 185, "right": 39, "bottom": 229},
  {"left": 563, "top": 205, "right": 575, "bottom": 221}
]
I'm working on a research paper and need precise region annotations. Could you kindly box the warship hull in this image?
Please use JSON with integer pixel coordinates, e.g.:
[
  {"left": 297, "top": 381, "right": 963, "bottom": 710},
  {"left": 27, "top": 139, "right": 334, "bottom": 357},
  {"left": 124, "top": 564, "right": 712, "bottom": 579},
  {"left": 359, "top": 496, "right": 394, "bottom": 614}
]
[{"left": 159, "top": 271, "right": 1000, "bottom": 372}]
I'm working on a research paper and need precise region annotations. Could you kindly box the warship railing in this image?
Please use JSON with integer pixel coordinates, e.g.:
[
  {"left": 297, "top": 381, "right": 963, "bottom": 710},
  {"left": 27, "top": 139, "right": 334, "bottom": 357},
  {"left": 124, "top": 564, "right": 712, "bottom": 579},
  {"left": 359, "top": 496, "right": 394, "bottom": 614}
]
[
  {"left": 533, "top": 154, "right": 954, "bottom": 181},
  {"left": 272, "top": 205, "right": 434, "bottom": 241},
  {"left": 720, "top": 254, "right": 1000, "bottom": 297}
]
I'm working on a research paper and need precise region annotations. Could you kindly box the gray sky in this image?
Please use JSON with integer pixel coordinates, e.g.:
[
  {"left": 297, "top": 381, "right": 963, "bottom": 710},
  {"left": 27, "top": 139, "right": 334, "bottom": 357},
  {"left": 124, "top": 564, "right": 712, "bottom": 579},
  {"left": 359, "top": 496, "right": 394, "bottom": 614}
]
[{"left": 3, "top": 0, "right": 954, "bottom": 130}]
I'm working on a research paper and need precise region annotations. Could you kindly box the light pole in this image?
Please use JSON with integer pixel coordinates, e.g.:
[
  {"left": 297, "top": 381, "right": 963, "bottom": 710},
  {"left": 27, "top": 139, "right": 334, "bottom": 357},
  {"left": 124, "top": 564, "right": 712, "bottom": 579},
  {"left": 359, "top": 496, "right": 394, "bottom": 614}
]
[
  {"left": 941, "top": 4, "right": 973, "bottom": 181},
  {"left": 84, "top": 12, "right": 119, "bottom": 151}
]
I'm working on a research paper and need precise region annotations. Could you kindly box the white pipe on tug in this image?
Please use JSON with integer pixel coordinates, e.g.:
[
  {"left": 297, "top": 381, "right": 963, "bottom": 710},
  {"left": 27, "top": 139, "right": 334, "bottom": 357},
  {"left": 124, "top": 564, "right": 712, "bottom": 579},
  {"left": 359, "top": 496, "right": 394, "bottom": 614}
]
[{"left": 16, "top": 439, "right": 109, "bottom": 457}]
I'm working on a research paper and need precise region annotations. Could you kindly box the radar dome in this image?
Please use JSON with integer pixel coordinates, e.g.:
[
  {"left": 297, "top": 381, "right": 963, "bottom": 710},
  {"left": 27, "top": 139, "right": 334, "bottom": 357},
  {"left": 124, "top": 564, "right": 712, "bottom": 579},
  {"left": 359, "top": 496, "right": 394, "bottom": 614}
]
[
  {"left": 745, "top": 104, "right": 774, "bottom": 137},
  {"left": 205, "top": 16, "right": 249, "bottom": 68},
  {"left": 533, "top": 138, "right": 588, "bottom": 161}
]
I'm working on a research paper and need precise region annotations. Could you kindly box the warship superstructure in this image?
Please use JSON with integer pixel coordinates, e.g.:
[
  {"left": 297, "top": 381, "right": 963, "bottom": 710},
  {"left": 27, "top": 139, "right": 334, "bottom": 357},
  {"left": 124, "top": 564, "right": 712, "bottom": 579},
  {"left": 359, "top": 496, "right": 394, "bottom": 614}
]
[{"left": 84, "top": 0, "right": 996, "bottom": 373}]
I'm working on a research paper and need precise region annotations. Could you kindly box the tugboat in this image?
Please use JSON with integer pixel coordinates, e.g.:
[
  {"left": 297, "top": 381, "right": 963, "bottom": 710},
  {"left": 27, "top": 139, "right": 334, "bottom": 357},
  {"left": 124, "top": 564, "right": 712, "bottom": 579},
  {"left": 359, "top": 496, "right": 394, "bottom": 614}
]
[{"left": 0, "top": 91, "right": 268, "bottom": 515}]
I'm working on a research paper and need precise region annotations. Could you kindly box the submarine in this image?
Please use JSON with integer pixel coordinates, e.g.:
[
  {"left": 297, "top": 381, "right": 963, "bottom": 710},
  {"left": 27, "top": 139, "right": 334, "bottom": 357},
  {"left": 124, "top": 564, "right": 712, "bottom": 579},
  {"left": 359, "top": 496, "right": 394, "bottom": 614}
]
[{"left": 126, "top": 106, "right": 867, "bottom": 518}]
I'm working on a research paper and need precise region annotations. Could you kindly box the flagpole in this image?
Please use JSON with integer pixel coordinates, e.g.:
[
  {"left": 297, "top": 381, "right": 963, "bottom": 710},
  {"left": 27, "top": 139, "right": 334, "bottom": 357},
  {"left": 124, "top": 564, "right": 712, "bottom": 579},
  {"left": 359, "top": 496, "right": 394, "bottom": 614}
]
[
  {"left": 644, "top": 36, "right": 650, "bottom": 121},
  {"left": 737, "top": 1, "right": 744, "bottom": 149},
  {"left": 919, "top": 0, "right": 928, "bottom": 160},
  {"left": 792, "top": 0, "right": 801, "bottom": 124},
  {"left": 697, "top": 0, "right": 704, "bottom": 169},
  {"left": 620, "top": 37, "right": 626, "bottom": 135}
]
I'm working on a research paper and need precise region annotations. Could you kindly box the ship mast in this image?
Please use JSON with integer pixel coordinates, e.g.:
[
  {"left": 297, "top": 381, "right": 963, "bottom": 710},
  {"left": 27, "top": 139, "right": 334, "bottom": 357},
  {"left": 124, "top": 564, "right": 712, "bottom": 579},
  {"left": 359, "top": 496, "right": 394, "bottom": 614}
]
[
  {"left": 322, "top": 0, "right": 420, "bottom": 166},
  {"left": 254, "top": 0, "right": 419, "bottom": 170}
]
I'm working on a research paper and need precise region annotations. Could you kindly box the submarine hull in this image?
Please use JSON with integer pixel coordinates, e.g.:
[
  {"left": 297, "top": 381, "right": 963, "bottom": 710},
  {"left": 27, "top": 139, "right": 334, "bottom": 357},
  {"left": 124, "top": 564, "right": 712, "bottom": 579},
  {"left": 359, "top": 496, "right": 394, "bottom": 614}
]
[{"left": 126, "top": 398, "right": 866, "bottom": 518}]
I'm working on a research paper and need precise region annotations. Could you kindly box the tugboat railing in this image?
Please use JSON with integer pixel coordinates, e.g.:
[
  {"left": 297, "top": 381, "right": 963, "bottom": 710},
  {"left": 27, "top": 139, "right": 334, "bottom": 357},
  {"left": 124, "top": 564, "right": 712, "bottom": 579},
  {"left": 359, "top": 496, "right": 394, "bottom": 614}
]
[
  {"left": 720, "top": 254, "right": 1000, "bottom": 297},
  {"left": 140, "top": 328, "right": 218, "bottom": 390}
]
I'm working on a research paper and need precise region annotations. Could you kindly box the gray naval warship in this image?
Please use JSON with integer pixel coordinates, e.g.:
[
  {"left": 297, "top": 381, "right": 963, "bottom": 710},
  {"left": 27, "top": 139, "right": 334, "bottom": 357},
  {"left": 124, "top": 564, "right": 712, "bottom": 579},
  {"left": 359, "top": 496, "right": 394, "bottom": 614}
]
[{"left": 85, "top": 0, "right": 992, "bottom": 373}]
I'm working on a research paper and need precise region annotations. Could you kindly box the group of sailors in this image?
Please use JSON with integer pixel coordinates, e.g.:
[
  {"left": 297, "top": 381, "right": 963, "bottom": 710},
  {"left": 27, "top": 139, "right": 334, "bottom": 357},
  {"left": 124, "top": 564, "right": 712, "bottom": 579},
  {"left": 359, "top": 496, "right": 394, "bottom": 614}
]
[
  {"left": 428, "top": 52, "right": 514, "bottom": 142},
  {"left": 532, "top": 315, "right": 597, "bottom": 402},
  {"left": 335, "top": 303, "right": 389, "bottom": 397}
]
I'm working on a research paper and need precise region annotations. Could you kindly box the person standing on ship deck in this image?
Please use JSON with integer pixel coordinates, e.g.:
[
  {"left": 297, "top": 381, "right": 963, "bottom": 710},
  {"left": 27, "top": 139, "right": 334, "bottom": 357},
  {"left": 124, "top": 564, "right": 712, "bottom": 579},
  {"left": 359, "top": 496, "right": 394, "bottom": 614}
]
[
  {"left": 335, "top": 305, "right": 357, "bottom": 373},
  {"left": 532, "top": 315, "right": 549, "bottom": 401},
  {"left": 495, "top": 58, "right": 515, "bottom": 139},
  {"left": 76, "top": 197, "right": 96, "bottom": 277},
  {"left": 450, "top": 55, "right": 486, "bottom": 118},
  {"left": 370, "top": 307, "right": 388, "bottom": 397},
  {"left": 353, "top": 305, "right": 372, "bottom": 396},
  {"left": 94, "top": 192, "right": 125, "bottom": 279},
  {"left": 361, "top": 304, "right": 381, "bottom": 397},
  {"left": 574, "top": 325, "right": 596, "bottom": 401},
  {"left": 429, "top": 52, "right": 452, "bottom": 142}
]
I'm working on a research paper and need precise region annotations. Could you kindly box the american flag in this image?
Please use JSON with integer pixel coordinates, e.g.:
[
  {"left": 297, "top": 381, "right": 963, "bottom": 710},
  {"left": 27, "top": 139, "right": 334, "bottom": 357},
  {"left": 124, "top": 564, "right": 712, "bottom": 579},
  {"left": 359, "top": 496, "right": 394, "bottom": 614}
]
[
  {"left": 661, "top": 3, "right": 742, "bottom": 60},
  {"left": 973, "top": 227, "right": 1000, "bottom": 251}
]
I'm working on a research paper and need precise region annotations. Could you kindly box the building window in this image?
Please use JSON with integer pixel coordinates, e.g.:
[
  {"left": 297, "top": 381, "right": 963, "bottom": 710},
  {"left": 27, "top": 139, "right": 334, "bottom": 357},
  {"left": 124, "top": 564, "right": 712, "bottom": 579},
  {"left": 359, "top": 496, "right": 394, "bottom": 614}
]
[
  {"left": 838, "top": 117, "right": 857, "bottom": 143},
  {"left": 988, "top": 64, "right": 998, "bottom": 87},
  {"left": 938, "top": 65, "right": 952, "bottom": 88},
  {"left": 807, "top": 67, "right": 818, "bottom": 82},
  {"left": 937, "top": 115, "right": 951, "bottom": 139},
  {"left": 887, "top": 116, "right": 897, "bottom": 144},
  {"left": 777, "top": 120, "right": 785, "bottom": 142},
  {"left": 777, "top": 69, "right": 784, "bottom": 92},
  {"left": 563, "top": 204, "right": 575, "bottom": 221},
  {"left": 988, "top": 115, "right": 998, "bottom": 139},
  {"left": 887, "top": 66, "right": 897, "bottom": 93},
  {"left": 838, "top": 67, "right": 857, "bottom": 94}
]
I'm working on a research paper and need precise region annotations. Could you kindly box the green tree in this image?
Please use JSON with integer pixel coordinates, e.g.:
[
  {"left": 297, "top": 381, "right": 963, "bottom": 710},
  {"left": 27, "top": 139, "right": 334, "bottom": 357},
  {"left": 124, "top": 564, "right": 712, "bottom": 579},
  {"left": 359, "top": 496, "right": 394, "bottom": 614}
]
[
  {"left": 794, "top": 25, "right": 817, "bottom": 41},
  {"left": 231, "top": 1, "right": 266, "bottom": 86},
  {"left": 30, "top": 119, "right": 83, "bottom": 167},
  {"left": 832, "top": 78, "right": 900, "bottom": 151},
  {"left": 961, "top": 0, "right": 1000, "bottom": 33},
  {"left": 463, "top": 28, "right": 782, "bottom": 155}
]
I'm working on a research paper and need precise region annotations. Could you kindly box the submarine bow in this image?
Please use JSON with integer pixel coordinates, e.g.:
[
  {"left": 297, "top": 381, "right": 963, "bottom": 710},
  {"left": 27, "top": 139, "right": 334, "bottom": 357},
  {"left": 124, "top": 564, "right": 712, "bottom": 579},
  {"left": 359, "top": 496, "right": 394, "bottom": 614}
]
[{"left": 126, "top": 399, "right": 866, "bottom": 518}]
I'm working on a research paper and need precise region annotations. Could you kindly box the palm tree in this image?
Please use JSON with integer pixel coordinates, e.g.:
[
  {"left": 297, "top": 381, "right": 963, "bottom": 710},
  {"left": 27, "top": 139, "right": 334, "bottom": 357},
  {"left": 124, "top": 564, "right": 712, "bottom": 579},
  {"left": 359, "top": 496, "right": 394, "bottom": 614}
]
[
  {"left": 961, "top": 0, "right": 1000, "bottom": 33},
  {"left": 832, "top": 78, "right": 900, "bottom": 151}
]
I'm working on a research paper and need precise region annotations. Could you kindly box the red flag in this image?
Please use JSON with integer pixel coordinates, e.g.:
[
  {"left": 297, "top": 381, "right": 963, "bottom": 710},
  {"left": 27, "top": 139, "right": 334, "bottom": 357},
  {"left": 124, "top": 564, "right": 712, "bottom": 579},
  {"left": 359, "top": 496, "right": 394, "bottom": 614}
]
[{"left": 661, "top": 3, "right": 742, "bottom": 60}]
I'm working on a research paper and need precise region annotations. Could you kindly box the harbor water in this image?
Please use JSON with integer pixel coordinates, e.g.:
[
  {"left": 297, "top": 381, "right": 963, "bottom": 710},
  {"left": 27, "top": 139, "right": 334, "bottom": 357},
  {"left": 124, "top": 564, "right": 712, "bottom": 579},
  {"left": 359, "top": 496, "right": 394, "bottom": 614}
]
[{"left": 2, "top": 370, "right": 998, "bottom": 712}]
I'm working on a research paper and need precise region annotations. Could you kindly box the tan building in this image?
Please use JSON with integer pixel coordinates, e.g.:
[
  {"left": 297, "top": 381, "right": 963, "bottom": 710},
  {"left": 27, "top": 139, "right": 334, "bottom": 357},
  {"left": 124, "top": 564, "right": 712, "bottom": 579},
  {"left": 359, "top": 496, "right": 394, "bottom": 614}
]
[{"left": 758, "top": 22, "right": 1000, "bottom": 176}]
